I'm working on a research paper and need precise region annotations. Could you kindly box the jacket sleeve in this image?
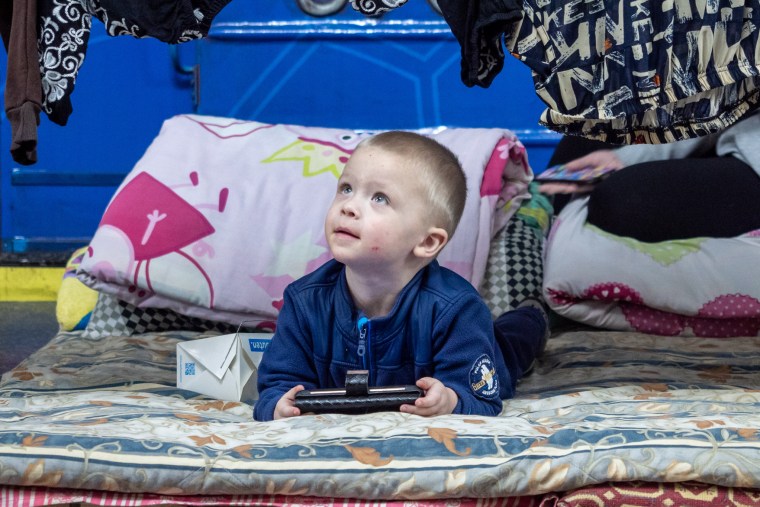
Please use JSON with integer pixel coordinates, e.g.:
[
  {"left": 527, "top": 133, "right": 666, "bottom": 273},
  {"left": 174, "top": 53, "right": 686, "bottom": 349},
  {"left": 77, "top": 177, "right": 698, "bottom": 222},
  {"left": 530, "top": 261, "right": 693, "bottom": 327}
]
[
  {"left": 431, "top": 292, "right": 504, "bottom": 417},
  {"left": 253, "top": 286, "right": 320, "bottom": 421}
]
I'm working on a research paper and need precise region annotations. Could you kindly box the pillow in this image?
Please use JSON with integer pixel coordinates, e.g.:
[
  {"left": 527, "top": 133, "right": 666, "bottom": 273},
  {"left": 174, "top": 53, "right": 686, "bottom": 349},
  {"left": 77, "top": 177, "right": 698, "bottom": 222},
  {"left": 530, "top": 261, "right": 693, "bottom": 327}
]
[
  {"left": 82, "top": 292, "right": 271, "bottom": 339},
  {"left": 77, "top": 115, "right": 533, "bottom": 326},
  {"left": 82, "top": 186, "right": 549, "bottom": 339},
  {"left": 481, "top": 183, "right": 552, "bottom": 318},
  {"left": 56, "top": 246, "right": 99, "bottom": 331},
  {"left": 543, "top": 197, "right": 760, "bottom": 337}
]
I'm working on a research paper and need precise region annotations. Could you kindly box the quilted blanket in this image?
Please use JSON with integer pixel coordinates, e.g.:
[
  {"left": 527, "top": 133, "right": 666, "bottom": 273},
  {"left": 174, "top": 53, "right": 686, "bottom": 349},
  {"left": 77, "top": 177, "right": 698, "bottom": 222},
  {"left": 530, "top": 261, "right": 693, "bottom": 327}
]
[{"left": 2, "top": 328, "right": 760, "bottom": 499}]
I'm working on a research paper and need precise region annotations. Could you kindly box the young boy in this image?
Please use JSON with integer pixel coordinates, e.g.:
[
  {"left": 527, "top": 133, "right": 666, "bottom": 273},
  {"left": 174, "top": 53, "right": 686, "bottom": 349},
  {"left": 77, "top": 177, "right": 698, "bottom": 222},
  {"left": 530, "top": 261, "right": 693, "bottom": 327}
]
[{"left": 253, "top": 131, "right": 546, "bottom": 421}]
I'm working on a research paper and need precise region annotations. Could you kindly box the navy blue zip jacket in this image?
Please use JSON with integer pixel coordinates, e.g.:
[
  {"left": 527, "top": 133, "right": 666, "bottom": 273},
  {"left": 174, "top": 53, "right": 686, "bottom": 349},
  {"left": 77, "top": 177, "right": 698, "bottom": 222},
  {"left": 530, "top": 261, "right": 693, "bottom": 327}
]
[{"left": 253, "top": 259, "right": 512, "bottom": 421}]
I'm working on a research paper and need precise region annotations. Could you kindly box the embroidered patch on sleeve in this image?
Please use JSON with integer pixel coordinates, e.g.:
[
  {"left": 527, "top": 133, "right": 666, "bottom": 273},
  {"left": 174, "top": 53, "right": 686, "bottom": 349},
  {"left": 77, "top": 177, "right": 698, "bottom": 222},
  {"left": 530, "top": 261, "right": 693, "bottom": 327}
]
[{"left": 469, "top": 354, "right": 499, "bottom": 399}]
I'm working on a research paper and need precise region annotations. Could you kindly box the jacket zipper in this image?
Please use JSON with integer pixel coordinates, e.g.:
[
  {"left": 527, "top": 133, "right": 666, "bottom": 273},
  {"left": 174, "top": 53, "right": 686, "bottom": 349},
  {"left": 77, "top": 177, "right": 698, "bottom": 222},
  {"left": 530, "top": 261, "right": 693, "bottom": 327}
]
[{"left": 356, "top": 316, "right": 371, "bottom": 378}]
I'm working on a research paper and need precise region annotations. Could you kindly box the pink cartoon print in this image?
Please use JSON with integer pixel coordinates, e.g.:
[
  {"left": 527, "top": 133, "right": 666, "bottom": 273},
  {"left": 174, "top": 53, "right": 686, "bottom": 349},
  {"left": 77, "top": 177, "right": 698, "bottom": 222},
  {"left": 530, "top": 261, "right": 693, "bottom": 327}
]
[
  {"left": 250, "top": 234, "right": 333, "bottom": 314},
  {"left": 687, "top": 294, "right": 760, "bottom": 337},
  {"left": 252, "top": 127, "right": 365, "bottom": 305},
  {"left": 87, "top": 171, "right": 228, "bottom": 308},
  {"left": 549, "top": 281, "right": 760, "bottom": 337},
  {"left": 184, "top": 115, "right": 275, "bottom": 139},
  {"left": 619, "top": 304, "right": 685, "bottom": 336},
  {"left": 262, "top": 125, "right": 368, "bottom": 178},
  {"left": 481, "top": 138, "right": 510, "bottom": 197}
]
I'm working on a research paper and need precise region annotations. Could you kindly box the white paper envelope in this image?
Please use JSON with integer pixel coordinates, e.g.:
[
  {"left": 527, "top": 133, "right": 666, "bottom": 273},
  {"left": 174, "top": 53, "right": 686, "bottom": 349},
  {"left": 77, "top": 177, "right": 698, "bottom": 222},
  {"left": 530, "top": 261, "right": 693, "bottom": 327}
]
[{"left": 176, "top": 332, "right": 273, "bottom": 402}]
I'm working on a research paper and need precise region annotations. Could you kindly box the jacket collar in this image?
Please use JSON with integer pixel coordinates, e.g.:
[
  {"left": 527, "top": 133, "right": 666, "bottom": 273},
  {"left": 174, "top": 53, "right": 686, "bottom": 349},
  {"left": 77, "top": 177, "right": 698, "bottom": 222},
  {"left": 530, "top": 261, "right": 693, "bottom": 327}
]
[{"left": 335, "top": 260, "right": 437, "bottom": 341}]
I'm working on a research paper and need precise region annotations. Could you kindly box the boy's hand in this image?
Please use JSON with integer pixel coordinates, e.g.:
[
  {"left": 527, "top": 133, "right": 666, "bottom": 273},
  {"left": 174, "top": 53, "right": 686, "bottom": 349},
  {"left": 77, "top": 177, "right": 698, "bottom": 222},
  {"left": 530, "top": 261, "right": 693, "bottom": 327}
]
[
  {"left": 273, "top": 385, "right": 305, "bottom": 420},
  {"left": 399, "top": 377, "right": 457, "bottom": 416}
]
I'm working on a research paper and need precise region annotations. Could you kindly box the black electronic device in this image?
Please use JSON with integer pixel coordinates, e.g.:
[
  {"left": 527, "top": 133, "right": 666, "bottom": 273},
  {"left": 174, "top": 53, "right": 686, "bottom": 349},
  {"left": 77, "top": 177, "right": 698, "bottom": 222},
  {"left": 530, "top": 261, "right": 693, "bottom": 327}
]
[{"left": 294, "top": 370, "right": 423, "bottom": 415}]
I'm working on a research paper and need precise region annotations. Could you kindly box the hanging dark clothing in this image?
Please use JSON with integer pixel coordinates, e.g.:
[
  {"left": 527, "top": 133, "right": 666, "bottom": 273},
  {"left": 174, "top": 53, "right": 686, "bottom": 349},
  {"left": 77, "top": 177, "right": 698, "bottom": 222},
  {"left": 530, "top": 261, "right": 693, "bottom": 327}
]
[
  {"left": 1, "top": 0, "right": 234, "bottom": 164},
  {"left": 435, "top": 0, "right": 522, "bottom": 88},
  {"left": 350, "top": 0, "right": 410, "bottom": 17},
  {"left": 38, "top": 0, "right": 234, "bottom": 128},
  {"left": 436, "top": 0, "right": 760, "bottom": 145},
  {"left": 1, "top": 0, "right": 42, "bottom": 165}
]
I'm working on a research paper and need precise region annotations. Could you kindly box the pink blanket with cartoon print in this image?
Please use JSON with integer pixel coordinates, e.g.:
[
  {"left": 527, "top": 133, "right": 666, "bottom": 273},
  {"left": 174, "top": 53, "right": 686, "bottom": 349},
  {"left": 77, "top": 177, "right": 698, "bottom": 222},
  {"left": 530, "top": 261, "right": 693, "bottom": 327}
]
[{"left": 78, "top": 115, "right": 533, "bottom": 326}]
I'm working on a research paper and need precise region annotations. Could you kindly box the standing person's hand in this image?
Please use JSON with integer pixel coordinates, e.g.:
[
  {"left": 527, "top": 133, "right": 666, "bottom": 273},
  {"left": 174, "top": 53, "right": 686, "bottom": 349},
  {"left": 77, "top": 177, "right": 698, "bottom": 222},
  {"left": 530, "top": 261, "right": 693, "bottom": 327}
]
[
  {"left": 399, "top": 377, "right": 457, "bottom": 416},
  {"left": 539, "top": 149, "right": 624, "bottom": 195},
  {"left": 563, "top": 149, "right": 624, "bottom": 172}
]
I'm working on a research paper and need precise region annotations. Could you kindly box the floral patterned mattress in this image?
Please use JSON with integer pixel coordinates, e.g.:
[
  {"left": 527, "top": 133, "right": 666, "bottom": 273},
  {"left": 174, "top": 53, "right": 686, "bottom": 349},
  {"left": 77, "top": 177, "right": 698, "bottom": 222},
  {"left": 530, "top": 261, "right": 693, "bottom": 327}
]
[{"left": 1, "top": 327, "right": 760, "bottom": 502}]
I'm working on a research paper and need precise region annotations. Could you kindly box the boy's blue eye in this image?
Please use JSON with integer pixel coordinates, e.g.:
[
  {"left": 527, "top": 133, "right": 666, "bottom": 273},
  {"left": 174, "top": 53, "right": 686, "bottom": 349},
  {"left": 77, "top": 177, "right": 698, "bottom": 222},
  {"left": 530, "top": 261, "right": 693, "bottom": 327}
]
[
  {"left": 339, "top": 184, "right": 352, "bottom": 194},
  {"left": 372, "top": 193, "right": 389, "bottom": 204}
]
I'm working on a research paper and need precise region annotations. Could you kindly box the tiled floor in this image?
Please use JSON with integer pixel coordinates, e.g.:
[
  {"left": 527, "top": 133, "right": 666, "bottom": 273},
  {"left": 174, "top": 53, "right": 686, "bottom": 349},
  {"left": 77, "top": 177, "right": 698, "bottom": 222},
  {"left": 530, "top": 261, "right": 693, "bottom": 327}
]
[{"left": 0, "top": 302, "right": 58, "bottom": 375}]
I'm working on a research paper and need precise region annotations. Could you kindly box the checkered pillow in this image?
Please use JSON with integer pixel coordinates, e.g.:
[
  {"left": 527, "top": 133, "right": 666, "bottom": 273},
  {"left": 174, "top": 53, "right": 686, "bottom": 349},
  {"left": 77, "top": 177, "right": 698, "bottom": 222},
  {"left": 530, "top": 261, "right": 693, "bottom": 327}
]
[
  {"left": 481, "top": 216, "right": 545, "bottom": 318},
  {"left": 81, "top": 293, "right": 259, "bottom": 338}
]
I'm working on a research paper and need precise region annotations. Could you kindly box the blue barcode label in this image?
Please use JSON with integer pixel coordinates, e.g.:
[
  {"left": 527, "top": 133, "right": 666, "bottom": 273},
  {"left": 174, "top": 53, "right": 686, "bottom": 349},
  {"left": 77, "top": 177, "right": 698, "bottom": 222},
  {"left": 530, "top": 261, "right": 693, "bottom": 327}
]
[
  {"left": 248, "top": 338, "right": 270, "bottom": 352},
  {"left": 184, "top": 362, "right": 196, "bottom": 376}
]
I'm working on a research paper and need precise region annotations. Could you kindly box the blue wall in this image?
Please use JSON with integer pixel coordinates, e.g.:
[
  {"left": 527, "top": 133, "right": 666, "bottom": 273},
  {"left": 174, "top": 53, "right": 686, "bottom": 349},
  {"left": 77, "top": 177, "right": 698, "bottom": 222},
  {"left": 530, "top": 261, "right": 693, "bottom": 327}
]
[
  {"left": 0, "top": 1, "right": 558, "bottom": 254},
  {"left": 196, "top": 2, "right": 558, "bottom": 158},
  {"left": 0, "top": 23, "right": 196, "bottom": 253}
]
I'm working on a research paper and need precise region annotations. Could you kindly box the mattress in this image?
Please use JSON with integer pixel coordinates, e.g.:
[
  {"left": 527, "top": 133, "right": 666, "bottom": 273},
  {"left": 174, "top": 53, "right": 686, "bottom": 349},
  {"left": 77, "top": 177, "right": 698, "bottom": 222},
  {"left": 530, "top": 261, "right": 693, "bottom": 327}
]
[{"left": 1, "top": 326, "right": 759, "bottom": 503}]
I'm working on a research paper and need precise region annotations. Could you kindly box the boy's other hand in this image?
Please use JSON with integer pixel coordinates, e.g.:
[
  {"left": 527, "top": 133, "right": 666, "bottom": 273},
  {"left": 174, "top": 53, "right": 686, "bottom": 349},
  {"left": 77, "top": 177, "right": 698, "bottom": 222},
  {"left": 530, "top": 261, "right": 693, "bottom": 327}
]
[
  {"left": 399, "top": 377, "right": 457, "bottom": 416},
  {"left": 273, "top": 385, "right": 305, "bottom": 419}
]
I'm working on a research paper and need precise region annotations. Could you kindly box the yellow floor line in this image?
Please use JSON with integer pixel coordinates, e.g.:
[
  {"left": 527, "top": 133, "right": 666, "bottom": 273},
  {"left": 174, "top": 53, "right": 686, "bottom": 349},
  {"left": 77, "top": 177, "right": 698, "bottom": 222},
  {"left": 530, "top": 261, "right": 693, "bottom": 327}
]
[{"left": 0, "top": 267, "right": 64, "bottom": 301}]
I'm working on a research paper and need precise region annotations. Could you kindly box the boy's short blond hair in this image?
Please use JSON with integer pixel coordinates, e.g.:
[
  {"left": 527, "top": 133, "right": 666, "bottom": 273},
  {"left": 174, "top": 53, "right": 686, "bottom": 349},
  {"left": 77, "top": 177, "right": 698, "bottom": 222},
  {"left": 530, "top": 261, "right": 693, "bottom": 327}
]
[{"left": 357, "top": 131, "right": 467, "bottom": 237}]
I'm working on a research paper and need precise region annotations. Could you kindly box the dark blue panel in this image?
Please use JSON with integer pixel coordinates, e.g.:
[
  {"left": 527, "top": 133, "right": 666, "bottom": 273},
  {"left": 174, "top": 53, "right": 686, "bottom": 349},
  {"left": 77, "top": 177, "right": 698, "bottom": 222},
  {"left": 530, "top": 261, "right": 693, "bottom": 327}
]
[
  {"left": 0, "top": 22, "right": 195, "bottom": 252},
  {"left": 197, "top": 1, "right": 560, "bottom": 170},
  {"left": 1, "top": 1, "right": 560, "bottom": 252}
]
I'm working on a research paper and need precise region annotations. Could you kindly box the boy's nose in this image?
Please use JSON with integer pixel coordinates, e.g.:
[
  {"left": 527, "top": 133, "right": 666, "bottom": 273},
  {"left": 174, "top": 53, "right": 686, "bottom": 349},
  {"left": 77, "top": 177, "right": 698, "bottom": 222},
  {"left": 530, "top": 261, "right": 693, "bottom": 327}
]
[{"left": 341, "top": 200, "right": 358, "bottom": 217}]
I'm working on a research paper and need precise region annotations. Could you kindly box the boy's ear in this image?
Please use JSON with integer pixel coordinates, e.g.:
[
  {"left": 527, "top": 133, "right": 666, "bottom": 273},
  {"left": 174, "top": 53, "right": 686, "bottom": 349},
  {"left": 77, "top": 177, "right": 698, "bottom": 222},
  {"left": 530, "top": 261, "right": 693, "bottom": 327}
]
[{"left": 414, "top": 227, "right": 449, "bottom": 260}]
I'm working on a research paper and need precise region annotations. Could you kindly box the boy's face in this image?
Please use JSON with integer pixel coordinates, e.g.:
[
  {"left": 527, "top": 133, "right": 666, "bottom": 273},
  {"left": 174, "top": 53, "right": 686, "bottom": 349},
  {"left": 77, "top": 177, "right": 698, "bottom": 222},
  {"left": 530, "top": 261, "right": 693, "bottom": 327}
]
[{"left": 325, "top": 146, "right": 433, "bottom": 271}]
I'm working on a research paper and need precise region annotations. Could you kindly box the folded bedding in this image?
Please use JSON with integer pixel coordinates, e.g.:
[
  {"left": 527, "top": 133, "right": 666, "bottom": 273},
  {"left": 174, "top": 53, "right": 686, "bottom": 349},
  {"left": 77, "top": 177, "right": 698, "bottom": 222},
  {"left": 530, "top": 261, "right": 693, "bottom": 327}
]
[
  {"left": 7, "top": 114, "right": 760, "bottom": 504},
  {"left": 2, "top": 328, "right": 760, "bottom": 499},
  {"left": 3, "top": 481, "right": 759, "bottom": 507},
  {"left": 76, "top": 115, "right": 533, "bottom": 329},
  {"left": 543, "top": 197, "right": 760, "bottom": 337}
]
